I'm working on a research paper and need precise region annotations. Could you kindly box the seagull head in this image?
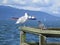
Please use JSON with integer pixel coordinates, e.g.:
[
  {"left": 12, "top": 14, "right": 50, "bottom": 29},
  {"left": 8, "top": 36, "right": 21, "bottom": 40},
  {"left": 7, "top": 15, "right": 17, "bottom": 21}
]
[{"left": 25, "top": 13, "right": 28, "bottom": 18}]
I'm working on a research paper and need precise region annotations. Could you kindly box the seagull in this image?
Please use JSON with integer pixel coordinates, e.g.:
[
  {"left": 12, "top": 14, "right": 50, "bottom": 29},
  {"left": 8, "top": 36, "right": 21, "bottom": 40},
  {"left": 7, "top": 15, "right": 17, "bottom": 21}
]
[
  {"left": 16, "top": 13, "right": 37, "bottom": 26},
  {"left": 38, "top": 21, "right": 46, "bottom": 30},
  {"left": 16, "top": 13, "right": 28, "bottom": 26}
]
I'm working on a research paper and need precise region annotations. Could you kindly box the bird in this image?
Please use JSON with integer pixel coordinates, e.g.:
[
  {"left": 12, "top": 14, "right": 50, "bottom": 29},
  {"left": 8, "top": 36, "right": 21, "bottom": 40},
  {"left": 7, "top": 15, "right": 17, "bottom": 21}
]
[
  {"left": 38, "top": 21, "right": 46, "bottom": 30},
  {"left": 16, "top": 13, "right": 37, "bottom": 27},
  {"left": 15, "top": 13, "right": 29, "bottom": 26}
]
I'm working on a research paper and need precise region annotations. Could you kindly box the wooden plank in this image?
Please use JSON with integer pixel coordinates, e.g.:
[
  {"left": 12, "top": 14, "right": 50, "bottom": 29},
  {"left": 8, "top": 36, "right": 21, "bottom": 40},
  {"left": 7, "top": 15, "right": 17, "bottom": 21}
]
[
  {"left": 25, "top": 42, "right": 60, "bottom": 45},
  {"left": 47, "top": 42, "right": 60, "bottom": 45},
  {"left": 39, "top": 34, "right": 46, "bottom": 45},
  {"left": 20, "top": 31, "right": 26, "bottom": 45},
  {"left": 19, "top": 27, "right": 60, "bottom": 37},
  {"left": 47, "top": 27, "right": 60, "bottom": 30}
]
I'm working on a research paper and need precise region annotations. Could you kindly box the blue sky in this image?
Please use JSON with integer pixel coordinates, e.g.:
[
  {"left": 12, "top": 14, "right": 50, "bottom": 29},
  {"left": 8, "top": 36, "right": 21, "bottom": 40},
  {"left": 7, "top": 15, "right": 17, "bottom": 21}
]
[{"left": 0, "top": 0, "right": 60, "bottom": 17}]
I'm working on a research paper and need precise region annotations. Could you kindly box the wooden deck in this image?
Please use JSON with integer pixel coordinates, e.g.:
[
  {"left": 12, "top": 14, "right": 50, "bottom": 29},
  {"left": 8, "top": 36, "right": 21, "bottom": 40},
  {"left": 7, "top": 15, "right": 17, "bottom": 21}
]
[{"left": 19, "top": 26, "right": 60, "bottom": 45}]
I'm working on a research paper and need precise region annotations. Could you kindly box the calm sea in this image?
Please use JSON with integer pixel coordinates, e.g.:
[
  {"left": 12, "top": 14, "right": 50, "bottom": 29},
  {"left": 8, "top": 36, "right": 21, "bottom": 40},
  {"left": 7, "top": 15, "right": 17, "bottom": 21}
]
[{"left": 0, "top": 20, "right": 60, "bottom": 45}]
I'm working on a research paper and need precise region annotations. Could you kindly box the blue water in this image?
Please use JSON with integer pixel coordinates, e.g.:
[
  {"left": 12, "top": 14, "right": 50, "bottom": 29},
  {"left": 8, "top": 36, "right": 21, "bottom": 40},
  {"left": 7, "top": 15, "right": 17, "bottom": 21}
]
[{"left": 0, "top": 20, "right": 60, "bottom": 45}]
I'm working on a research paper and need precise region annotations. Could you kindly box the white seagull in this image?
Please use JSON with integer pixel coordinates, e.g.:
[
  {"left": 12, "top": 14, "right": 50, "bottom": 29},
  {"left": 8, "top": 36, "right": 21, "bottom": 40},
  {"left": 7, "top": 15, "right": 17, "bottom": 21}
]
[
  {"left": 16, "top": 13, "right": 37, "bottom": 26},
  {"left": 16, "top": 13, "right": 28, "bottom": 25}
]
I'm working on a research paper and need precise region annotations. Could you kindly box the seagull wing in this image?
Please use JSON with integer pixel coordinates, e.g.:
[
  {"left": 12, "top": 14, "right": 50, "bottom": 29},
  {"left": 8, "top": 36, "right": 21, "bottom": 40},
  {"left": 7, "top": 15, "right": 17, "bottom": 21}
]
[{"left": 15, "top": 16, "right": 23, "bottom": 24}]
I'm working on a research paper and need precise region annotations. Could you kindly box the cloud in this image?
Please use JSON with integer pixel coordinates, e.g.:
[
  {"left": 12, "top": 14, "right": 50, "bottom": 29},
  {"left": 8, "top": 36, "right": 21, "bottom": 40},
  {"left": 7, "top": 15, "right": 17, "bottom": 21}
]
[
  {"left": 3, "top": 0, "right": 52, "bottom": 6},
  {"left": 47, "top": 0, "right": 60, "bottom": 14},
  {"left": 52, "top": 11, "right": 60, "bottom": 14},
  {"left": 0, "top": 0, "right": 60, "bottom": 15},
  {"left": 13, "top": 0, "right": 26, "bottom": 5},
  {"left": 32, "top": 0, "right": 40, "bottom": 3},
  {"left": 2, "top": 0, "right": 8, "bottom": 4},
  {"left": 44, "top": 0, "right": 50, "bottom": 3}
]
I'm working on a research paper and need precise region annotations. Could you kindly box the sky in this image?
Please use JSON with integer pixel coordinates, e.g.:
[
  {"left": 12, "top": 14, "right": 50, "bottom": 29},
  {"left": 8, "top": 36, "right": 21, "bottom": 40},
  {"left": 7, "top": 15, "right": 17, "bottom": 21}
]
[{"left": 0, "top": 0, "right": 60, "bottom": 17}]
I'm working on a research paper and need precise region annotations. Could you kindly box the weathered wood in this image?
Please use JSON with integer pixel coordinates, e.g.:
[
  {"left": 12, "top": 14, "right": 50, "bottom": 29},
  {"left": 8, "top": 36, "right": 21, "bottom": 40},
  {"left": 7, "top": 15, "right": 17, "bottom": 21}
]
[
  {"left": 47, "top": 27, "right": 60, "bottom": 30},
  {"left": 26, "top": 42, "right": 60, "bottom": 45},
  {"left": 39, "top": 34, "right": 46, "bottom": 45},
  {"left": 20, "top": 26, "right": 60, "bottom": 45},
  {"left": 47, "top": 42, "right": 60, "bottom": 45},
  {"left": 20, "top": 31, "right": 26, "bottom": 45},
  {"left": 19, "top": 27, "right": 60, "bottom": 37}
]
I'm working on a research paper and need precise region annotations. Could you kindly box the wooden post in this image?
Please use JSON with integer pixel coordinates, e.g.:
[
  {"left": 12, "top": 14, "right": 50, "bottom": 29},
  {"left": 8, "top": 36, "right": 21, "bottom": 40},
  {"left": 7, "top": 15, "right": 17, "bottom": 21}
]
[
  {"left": 20, "top": 31, "right": 26, "bottom": 45},
  {"left": 39, "top": 34, "right": 46, "bottom": 45}
]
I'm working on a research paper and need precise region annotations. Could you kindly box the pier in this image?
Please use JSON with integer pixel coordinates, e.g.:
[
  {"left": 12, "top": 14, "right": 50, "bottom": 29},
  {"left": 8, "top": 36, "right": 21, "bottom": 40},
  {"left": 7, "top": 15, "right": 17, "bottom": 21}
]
[{"left": 19, "top": 26, "right": 60, "bottom": 45}]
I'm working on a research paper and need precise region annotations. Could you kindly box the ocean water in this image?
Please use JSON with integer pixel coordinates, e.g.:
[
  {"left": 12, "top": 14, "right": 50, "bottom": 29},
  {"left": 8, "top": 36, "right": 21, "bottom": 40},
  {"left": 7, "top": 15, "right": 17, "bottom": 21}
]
[{"left": 0, "top": 20, "right": 60, "bottom": 45}]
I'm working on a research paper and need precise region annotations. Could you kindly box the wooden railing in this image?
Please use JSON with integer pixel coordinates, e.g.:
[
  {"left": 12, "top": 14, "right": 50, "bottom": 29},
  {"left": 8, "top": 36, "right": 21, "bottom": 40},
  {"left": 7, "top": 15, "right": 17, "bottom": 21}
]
[{"left": 19, "top": 26, "right": 60, "bottom": 45}]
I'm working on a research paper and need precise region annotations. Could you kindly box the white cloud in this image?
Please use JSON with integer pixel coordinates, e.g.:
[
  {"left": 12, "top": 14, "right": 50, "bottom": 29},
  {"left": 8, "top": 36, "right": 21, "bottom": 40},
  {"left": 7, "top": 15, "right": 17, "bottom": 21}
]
[
  {"left": 47, "top": 0, "right": 60, "bottom": 14},
  {"left": 13, "top": 0, "right": 19, "bottom": 2},
  {"left": 32, "top": 0, "right": 50, "bottom": 4},
  {"left": 7, "top": 5, "right": 43, "bottom": 11},
  {"left": 19, "top": 1, "right": 26, "bottom": 5},
  {"left": 32, "top": 0, "right": 52, "bottom": 6},
  {"left": 32, "top": 0, "right": 40, "bottom": 3},
  {"left": 1, "top": 0, "right": 52, "bottom": 6},
  {"left": 13, "top": 0, "right": 26, "bottom": 5},
  {"left": 44, "top": 0, "right": 50, "bottom": 3},
  {"left": 52, "top": 11, "right": 60, "bottom": 14},
  {"left": 32, "top": 0, "right": 37, "bottom": 3},
  {"left": 2, "top": 0, "right": 8, "bottom": 4}
]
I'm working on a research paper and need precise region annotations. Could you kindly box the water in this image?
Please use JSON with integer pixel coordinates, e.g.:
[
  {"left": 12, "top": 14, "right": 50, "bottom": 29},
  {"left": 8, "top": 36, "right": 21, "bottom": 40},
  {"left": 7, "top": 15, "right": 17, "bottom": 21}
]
[{"left": 0, "top": 20, "right": 60, "bottom": 45}]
